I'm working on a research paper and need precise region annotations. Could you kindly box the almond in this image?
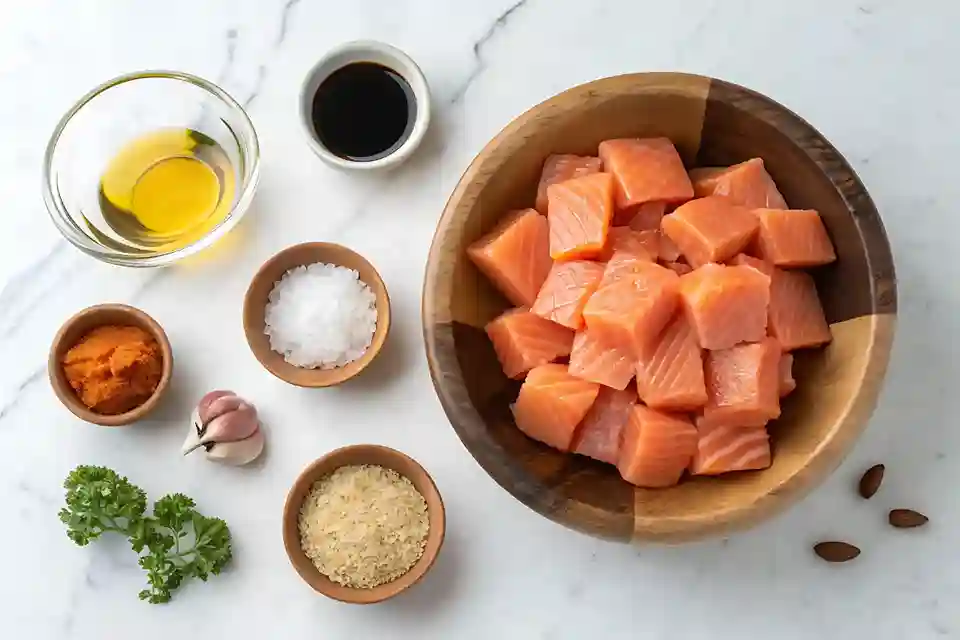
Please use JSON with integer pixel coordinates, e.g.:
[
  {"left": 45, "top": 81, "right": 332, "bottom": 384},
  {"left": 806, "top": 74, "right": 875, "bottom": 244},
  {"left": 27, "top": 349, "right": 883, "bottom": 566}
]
[
  {"left": 888, "top": 509, "right": 928, "bottom": 528},
  {"left": 814, "top": 541, "right": 860, "bottom": 563},
  {"left": 858, "top": 464, "right": 884, "bottom": 499}
]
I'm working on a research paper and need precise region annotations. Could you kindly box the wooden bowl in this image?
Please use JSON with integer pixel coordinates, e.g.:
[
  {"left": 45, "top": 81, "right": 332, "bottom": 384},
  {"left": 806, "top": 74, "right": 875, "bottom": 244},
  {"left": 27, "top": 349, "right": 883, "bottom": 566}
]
[
  {"left": 243, "top": 242, "right": 391, "bottom": 387},
  {"left": 423, "top": 73, "right": 897, "bottom": 543},
  {"left": 48, "top": 303, "right": 173, "bottom": 426},
  {"left": 282, "top": 444, "right": 446, "bottom": 604}
]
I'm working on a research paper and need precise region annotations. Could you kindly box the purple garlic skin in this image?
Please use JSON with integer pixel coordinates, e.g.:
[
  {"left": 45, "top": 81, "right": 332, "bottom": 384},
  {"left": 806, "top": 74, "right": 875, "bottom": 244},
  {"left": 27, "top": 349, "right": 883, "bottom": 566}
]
[{"left": 183, "top": 390, "right": 264, "bottom": 466}]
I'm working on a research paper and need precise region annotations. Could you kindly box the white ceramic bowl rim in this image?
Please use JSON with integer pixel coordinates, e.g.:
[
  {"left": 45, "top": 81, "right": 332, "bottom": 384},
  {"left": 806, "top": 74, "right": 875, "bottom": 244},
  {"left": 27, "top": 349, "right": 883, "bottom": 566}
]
[{"left": 299, "top": 40, "right": 431, "bottom": 171}]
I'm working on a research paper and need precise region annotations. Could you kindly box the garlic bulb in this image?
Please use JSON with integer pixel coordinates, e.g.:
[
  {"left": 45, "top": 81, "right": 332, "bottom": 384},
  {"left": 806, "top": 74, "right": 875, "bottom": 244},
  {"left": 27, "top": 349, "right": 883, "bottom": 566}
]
[{"left": 183, "top": 390, "right": 264, "bottom": 466}]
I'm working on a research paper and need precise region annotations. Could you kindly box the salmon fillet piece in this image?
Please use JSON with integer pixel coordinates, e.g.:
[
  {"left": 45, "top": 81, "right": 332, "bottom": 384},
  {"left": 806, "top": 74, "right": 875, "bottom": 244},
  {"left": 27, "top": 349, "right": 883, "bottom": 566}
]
[
  {"left": 699, "top": 338, "right": 781, "bottom": 430},
  {"left": 547, "top": 172, "right": 615, "bottom": 260},
  {"left": 635, "top": 311, "right": 707, "bottom": 411},
  {"left": 690, "top": 158, "right": 788, "bottom": 209},
  {"left": 485, "top": 308, "right": 575, "bottom": 379},
  {"left": 468, "top": 208, "right": 551, "bottom": 306},
  {"left": 690, "top": 423, "right": 771, "bottom": 476},
  {"left": 572, "top": 387, "right": 636, "bottom": 464},
  {"left": 568, "top": 328, "right": 635, "bottom": 391},
  {"left": 512, "top": 364, "right": 600, "bottom": 450},
  {"left": 583, "top": 261, "right": 681, "bottom": 353},
  {"left": 679, "top": 263, "right": 771, "bottom": 350},
  {"left": 767, "top": 268, "right": 831, "bottom": 350},
  {"left": 755, "top": 208, "right": 837, "bottom": 267},
  {"left": 779, "top": 352, "right": 796, "bottom": 397},
  {"left": 599, "top": 249, "right": 660, "bottom": 287},
  {"left": 598, "top": 138, "right": 694, "bottom": 209},
  {"left": 597, "top": 227, "right": 657, "bottom": 262},
  {"left": 618, "top": 405, "right": 698, "bottom": 488},
  {"left": 531, "top": 260, "right": 605, "bottom": 329},
  {"left": 729, "top": 252, "right": 774, "bottom": 276},
  {"left": 535, "top": 154, "right": 603, "bottom": 214},
  {"left": 661, "top": 196, "right": 760, "bottom": 267},
  {"left": 658, "top": 232, "right": 682, "bottom": 262},
  {"left": 625, "top": 201, "right": 668, "bottom": 230}
]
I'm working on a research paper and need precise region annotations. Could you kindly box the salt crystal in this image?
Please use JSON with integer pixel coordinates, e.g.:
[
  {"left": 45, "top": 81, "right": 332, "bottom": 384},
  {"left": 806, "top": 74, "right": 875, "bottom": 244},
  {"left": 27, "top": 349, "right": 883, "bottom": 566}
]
[{"left": 263, "top": 262, "right": 378, "bottom": 369}]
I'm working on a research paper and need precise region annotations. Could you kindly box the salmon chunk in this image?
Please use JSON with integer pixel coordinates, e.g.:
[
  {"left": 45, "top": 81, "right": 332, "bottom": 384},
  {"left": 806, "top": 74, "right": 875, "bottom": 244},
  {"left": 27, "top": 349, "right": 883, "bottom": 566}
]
[
  {"left": 767, "top": 268, "right": 831, "bottom": 350},
  {"left": 512, "top": 364, "right": 600, "bottom": 450},
  {"left": 625, "top": 201, "right": 668, "bottom": 230},
  {"left": 535, "top": 154, "right": 604, "bottom": 214},
  {"left": 573, "top": 387, "right": 636, "bottom": 464},
  {"left": 755, "top": 208, "right": 837, "bottom": 267},
  {"left": 598, "top": 138, "right": 694, "bottom": 209},
  {"left": 661, "top": 196, "right": 760, "bottom": 267},
  {"left": 618, "top": 405, "right": 698, "bottom": 488},
  {"left": 690, "top": 158, "right": 787, "bottom": 209},
  {"left": 729, "top": 252, "right": 774, "bottom": 276},
  {"left": 779, "top": 352, "right": 796, "bottom": 397},
  {"left": 531, "top": 260, "right": 604, "bottom": 330},
  {"left": 658, "top": 232, "right": 682, "bottom": 262},
  {"left": 679, "top": 264, "right": 771, "bottom": 350},
  {"left": 597, "top": 227, "right": 657, "bottom": 262},
  {"left": 635, "top": 312, "right": 707, "bottom": 411},
  {"left": 690, "top": 423, "right": 771, "bottom": 476},
  {"left": 468, "top": 208, "right": 551, "bottom": 306},
  {"left": 568, "top": 328, "right": 635, "bottom": 391},
  {"left": 583, "top": 261, "right": 680, "bottom": 353},
  {"left": 699, "top": 338, "right": 781, "bottom": 430},
  {"left": 485, "top": 308, "right": 575, "bottom": 379},
  {"left": 547, "top": 172, "right": 615, "bottom": 260}
]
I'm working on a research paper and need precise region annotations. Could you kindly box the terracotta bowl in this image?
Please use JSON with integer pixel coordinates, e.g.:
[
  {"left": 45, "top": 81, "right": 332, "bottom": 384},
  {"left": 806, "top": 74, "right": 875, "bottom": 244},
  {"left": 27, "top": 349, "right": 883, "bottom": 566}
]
[
  {"left": 243, "top": 242, "right": 391, "bottom": 387},
  {"left": 423, "top": 73, "right": 897, "bottom": 543},
  {"left": 48, "top": 303, "right": 173, "bottom": 426},
  {"left": 282, "top": 444, "right": 446, "bottom": 604}
]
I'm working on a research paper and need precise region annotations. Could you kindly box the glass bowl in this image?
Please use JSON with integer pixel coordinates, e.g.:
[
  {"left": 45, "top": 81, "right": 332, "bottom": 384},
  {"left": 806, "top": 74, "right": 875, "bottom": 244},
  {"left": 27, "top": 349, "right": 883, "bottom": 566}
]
[{"left": 43, "top": 70, "right": 260, "bottom": 267}]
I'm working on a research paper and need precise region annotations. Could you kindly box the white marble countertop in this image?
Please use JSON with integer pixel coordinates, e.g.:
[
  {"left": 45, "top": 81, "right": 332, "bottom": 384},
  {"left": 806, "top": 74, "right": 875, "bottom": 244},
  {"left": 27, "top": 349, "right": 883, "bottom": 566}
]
[{"left": 1, "top": 1, "right": 957, "bottom": 638}]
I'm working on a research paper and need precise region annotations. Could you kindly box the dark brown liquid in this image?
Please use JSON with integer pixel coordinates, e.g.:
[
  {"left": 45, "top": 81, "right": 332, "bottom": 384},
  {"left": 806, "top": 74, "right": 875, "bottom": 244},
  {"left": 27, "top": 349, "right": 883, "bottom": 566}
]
[{"left": 310, "top": 62, "right": 416, "bottom": 162}]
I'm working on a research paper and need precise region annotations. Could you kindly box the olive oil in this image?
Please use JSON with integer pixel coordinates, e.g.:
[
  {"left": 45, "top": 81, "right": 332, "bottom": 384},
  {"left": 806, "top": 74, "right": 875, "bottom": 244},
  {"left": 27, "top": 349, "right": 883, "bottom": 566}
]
[{"left": 98, "top": 128, "right": 235, "bottom": 249}]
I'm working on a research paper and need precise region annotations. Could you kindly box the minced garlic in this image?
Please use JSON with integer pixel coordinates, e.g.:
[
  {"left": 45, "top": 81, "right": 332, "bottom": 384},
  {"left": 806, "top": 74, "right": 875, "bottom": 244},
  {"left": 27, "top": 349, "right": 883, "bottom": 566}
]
[{"left": 298, "top": 464, "right": 429, "bottom": 589}]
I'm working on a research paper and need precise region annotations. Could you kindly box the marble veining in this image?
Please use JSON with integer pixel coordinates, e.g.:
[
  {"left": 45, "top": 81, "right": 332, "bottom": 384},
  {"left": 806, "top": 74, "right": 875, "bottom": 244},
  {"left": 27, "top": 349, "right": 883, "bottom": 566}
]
[{"left": 0, "top": 1, "right": 958, "bottom": 638}]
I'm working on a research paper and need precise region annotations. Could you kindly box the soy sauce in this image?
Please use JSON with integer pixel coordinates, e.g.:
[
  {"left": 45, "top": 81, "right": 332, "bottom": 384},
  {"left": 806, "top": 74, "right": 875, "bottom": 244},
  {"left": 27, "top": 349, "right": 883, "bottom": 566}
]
[{"left": 310, "top": 62, "right": 416, "bottom": 162}]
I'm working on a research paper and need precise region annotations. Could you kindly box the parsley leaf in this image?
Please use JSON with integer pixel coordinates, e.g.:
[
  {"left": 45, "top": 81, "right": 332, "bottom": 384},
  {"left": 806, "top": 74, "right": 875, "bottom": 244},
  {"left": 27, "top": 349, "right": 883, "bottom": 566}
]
[{"left": 58, "top": 465, "right": 146, "bottom": 546}]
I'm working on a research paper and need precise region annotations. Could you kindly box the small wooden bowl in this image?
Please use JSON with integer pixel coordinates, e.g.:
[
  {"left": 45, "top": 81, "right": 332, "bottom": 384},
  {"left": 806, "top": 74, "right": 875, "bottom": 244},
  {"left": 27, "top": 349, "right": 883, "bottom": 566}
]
[
  {"left": 243, "top": 242, "right": 391, "bottom": 387},
  {"left": 282, "top": 444, "right": 446, "bottom": 604},
  {"left": 48, "top": 303, "right": 173, "bottom": 427},
  {"left": 423, "top": 73, "right": 897, "bottom": 543}
]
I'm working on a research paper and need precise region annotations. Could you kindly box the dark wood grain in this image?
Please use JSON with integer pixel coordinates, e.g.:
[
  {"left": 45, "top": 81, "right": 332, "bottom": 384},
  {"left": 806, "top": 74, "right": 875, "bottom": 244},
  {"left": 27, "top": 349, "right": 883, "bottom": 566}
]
[{"left": 423, "top": 72, "right": 896, "bottom": 543}]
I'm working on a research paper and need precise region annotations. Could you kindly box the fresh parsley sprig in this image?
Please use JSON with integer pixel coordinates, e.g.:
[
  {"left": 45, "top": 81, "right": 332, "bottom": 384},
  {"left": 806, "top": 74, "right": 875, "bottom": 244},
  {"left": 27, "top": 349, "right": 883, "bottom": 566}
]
[{"left": 59, "top": 465, "right": 232, "bottom": 604}]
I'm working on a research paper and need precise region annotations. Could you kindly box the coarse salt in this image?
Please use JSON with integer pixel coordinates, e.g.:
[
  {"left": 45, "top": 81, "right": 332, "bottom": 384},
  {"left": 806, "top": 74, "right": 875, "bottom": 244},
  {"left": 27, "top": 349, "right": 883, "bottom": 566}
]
[{"left": 264, "top": 262, "right": 377, "bottom": 369}]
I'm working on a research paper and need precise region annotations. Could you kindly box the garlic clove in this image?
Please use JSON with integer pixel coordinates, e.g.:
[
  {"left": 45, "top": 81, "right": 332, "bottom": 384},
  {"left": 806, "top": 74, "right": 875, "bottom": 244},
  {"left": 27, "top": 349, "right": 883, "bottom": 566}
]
[
  {"left": 205, "top": 427, "right": 265, "bottom": 466},
  {"left": 198, "top": 393, "right": 247, "bottom": 425},
  {"left": 182, "top": 407, "right": 206, "bottom": 455},
  {"left": 197, "top": 390, "right": 235, "bottom": 419},
  {"left": 199, "top": 403, "right": 259, "bottom": 445}
]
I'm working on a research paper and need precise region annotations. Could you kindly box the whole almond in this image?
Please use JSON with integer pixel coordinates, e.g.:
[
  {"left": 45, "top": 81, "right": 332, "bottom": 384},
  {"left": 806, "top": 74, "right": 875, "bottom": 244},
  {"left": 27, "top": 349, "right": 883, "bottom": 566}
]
[
  {"left": 814, "top": 541, "right": 861, "bottom": 563},
  {"left": 889, "top": 509, "right": 928, "bottom": 528},
  {"left": 858, "top": 464, "right": 885, "bottom": 499}
]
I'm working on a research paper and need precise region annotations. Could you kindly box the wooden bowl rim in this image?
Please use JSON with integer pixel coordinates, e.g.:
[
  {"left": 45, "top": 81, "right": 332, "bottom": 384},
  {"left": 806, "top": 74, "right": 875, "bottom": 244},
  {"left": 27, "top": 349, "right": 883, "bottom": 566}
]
[
  {"left": 422, "top": 71, "right": 897, "bottom": 542},
  {"left": 243, "top": 242, "right": 391, "bottom": 388},
  {"left": 281, "top": 444, "right": 446, "bottom": 603},
  {"left": 48, "top": 303, "right": 174, "bottom": 427}
]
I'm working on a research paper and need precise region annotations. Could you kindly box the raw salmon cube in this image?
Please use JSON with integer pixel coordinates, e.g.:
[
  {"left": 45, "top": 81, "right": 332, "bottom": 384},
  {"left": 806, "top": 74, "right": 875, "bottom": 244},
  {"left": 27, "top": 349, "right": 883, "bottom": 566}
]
[
  {"left": 597, "top": 227, "right": 657, "bottom": 262},
  {"left": 679, "top": 264, "right": 771, "bottom": 350},
  {"left": 485, "top": 308, "right": 576, "bottom": 379},
  {"left": 635, "top": 312, "right": 707, "bottom": 411},
  {"left": 535, "top": 154, "right": 603, "bottom": 214},
  {"left": 547, "top": 172, "right": 615, "bottom": 260},
  {"left": 729, "top": 252, "right": 774, "bottom": 276},
  {"left": 618, "top": 405, "right": 697, "bottom": 488},
  {"left": 661, "top": 196, "right": 760, "bottom": 267},
  {"left": 573, "top": 387, "right": 636, "bottom": 464},
  {"left": 568, "top": 328, "right": 635, "bottom": 391},
  {"left": 690, "top": 423, "right": 771, "bottom": 476},
  {"left": 599, "top": 250, "right": 658, "bottom": 286},
  {"left": 598, "top": 138, "right": 694, "bottom": 209},
  {"left": 531, "top": 260, "right": 605, "bottom": 329},
  {"left": 512, "top": 364, "right": 600, "bottom": 450},
  {"left": 779, "top": 352, "right": 796, "bottom": 397},
  {"left": 699, "top": 338, "right": 781, "bottom": 429},
  {"left": 583, "top": 262, "right": 680, "bottom": 353},
  {"left": 658, "top": 232, "right": 682, "bottom": 262},
  {"left": 625, "top": 201, "right": 668, "bottom": 230},
  {"left": 664, "top": 261, "right": 693, "bottom": 276},
  {"left": 690, "top": 158, "right": 787, "bottom": 209},
  {"left": 467, "top": 208, "right": 551, "bottom": 306},
  {"left": 755, "top": 208, "right": 836, "bottom": 267},
  {"left": 767, "top": 268, "right": 831, "bottom": 350}
]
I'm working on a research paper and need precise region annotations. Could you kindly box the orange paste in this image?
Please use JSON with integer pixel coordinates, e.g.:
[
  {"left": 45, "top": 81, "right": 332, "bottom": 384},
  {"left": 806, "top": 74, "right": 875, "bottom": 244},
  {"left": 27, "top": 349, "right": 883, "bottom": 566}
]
[{"left": 61, "top": 325, "right": 163, "bottom": 415}]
